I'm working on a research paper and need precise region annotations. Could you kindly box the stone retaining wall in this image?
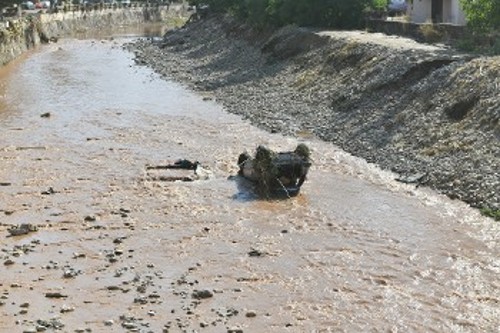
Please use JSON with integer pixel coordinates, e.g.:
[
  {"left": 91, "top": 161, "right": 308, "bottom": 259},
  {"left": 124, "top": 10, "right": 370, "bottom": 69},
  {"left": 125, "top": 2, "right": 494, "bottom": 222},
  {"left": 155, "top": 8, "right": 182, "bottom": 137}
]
[{"left": 0, "top": 4, "right": 187, "bottom": 66}]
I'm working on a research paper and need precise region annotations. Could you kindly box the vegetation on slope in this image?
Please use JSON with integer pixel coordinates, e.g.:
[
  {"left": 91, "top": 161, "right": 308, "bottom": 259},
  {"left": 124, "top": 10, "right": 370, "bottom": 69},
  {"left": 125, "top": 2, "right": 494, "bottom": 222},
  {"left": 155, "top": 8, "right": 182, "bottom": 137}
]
[{"left": 188, "top": 0, "right": 373, "bottom": 29}]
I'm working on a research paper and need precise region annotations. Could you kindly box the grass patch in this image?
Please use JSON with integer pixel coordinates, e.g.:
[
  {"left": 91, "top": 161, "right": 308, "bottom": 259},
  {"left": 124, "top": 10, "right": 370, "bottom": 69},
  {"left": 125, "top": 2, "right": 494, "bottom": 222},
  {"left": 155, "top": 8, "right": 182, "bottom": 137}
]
[
  {"left": 164, "top": 16, "right": 188, "bottom": 28},
  {"left": 419, "top": 22, "right": 444, "bottom": 43},
  {"left": 480, "top": 207, "right": 500, "bottom": 221},
  {"left": 292, "top": 70, "right": 318, "bottom": 89},
  {"left": 454, "top": 34, "right": 500, "bottom": 56}
]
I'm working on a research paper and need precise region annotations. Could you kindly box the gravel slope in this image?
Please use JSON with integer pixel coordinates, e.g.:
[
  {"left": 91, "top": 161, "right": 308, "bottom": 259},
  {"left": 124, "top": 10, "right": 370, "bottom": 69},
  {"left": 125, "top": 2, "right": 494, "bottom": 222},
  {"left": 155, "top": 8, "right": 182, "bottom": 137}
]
[{"left": 128, "top": 15, "right": 499, "bottom": 213}]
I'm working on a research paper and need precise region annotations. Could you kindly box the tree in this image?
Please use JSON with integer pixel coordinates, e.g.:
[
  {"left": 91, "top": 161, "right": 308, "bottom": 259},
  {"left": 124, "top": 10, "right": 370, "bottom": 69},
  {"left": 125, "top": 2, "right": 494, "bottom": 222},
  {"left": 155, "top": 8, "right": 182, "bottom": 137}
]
[
  {"left": 265, "top": 0, "right": 372, "bottom": 29},
  {"left": 371, "top": 0, "right": 387, "bottom": 11},
  {"left": 460, "top": 0, "right": 500, "bottom": 33},
  {"left": 188, "top": 0, "right": 372, "bottom": 29},
  {"left": 0, "top": 0, "right": 16, "bottom": 9}
]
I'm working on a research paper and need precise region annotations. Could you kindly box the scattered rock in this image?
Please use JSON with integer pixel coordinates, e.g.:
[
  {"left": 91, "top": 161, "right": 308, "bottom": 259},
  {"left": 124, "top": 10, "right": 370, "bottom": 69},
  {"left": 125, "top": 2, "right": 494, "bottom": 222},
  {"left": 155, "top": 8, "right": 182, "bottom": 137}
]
[
  {"left": 113, "top": 237, "right": 125, "bottom": 244},
  {"left": 72, "top": 253, "right": 86, "bottom": 259},
  {"left": 22, "top": 328, "right": 37, "bottom": 333},
  {"left": 133, "top": 296, "right": 148, "bottom": 304},
  {"left": 36, "top": 318, "right": 65, "bottom": 330},
  {"left": 121, "top": 321, "right": 137, "bottom": 329},
  {"left": 248, "top": 249, "right": 265, "bottom": 257},
  {"left": 107, "top": 285, "right": 121, "bottom": 291},
  {"left": 216, "top": 307, "right": 239, "bottom": 318},
  {"left": 41, "top": 187, "right": 57, "bottom": 195},
  {"left": 396, "top": 172, "right": 428, "bottom": 185},
  {"left": 84, "top": 215, "right": 96, "bottom": 222},
  {"left": 245, "top": 310, "right": 257, "bottom": 318},
  {"left": 103, "top": 320, "right": 114, "bottom": 326},
  {"left": 63, "top": 268, "right": 80, "bottom": 278},
  {"left": 227, "top": 328, "right": 243, "bottom": 333},
  {"left": 60, "top": 305, "right": 75, "bottom": 313},
  {"left": 7, "top": 224, "right": 38, "bottom": 237},
  {"left": 4, "top": 259, "right": 15, "bottom": 266},
  {"left": 45, "top": 292, "right": 68, "bottom": 299},
  {"left": 192, "top": 289, "right": 213, "bottom": 300}
]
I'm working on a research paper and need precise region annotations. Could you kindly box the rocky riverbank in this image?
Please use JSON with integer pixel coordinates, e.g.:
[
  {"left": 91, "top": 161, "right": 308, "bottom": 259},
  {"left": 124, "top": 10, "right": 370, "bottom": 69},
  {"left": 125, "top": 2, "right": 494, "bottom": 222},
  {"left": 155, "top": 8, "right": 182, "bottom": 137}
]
[{"left": 128, "top": 15, "right": 499, "bottom": 216}]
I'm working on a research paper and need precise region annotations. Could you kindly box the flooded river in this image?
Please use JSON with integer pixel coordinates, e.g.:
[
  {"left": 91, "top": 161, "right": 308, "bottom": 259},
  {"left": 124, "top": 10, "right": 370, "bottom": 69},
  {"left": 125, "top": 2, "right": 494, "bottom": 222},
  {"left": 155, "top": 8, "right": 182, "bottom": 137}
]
[{"left": 0, "top": 33, "right": 498, "bottom": 332}]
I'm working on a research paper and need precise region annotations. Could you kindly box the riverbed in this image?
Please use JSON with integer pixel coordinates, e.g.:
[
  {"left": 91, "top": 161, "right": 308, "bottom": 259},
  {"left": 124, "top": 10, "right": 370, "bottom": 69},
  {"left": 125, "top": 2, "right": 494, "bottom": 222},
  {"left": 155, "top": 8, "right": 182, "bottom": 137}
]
[{"left": 0, "top": 34, "right": 498, "bottom": 332}]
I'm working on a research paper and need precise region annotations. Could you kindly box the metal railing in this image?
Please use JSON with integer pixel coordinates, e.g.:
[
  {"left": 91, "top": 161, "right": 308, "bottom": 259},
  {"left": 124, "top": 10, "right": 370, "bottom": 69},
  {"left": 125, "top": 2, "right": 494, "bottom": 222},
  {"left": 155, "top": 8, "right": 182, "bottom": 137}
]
[{"left": 1, "top": 1, "right": 170, "bottom": 21}]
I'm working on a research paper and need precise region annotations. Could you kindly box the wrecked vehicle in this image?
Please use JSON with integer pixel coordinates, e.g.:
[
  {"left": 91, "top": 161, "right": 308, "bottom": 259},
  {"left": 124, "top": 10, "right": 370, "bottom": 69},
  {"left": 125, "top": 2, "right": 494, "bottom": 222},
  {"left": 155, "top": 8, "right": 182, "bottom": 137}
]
[{"left": 238, "top": 144, "right": 311, "bottom": 197}]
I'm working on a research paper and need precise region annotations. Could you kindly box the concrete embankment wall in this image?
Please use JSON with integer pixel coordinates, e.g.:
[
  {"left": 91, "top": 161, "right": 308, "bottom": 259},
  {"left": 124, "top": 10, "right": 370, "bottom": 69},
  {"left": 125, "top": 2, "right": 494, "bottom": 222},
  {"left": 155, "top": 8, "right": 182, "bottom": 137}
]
[{"left": 0, "top": 4, "right": 187, "bottom": 66}]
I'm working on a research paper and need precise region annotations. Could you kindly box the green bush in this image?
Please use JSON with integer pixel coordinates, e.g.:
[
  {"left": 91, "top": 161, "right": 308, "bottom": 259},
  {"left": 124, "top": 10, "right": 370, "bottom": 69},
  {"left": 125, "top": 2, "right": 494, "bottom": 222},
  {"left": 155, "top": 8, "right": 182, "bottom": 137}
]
[
  {"left": 419, "top": 22, "right": 444, "bottom": 43},
  {"left": 371, "top": 0, "right": 387, "bottom": 11},
  {"left": 455, "top": 37, "right": 477, "bottom": 52},
  {"left": 274, "top": 0, "right": 371, "bottom": 29},
  {"left": 460, "top": 0, "right": 500, "bottom": 33},
  {"left": 480, "top": 207, "right": 500, "bottom": 221},
  {"left": 491, "top": 36, "right": 500, "bottom": 55}
]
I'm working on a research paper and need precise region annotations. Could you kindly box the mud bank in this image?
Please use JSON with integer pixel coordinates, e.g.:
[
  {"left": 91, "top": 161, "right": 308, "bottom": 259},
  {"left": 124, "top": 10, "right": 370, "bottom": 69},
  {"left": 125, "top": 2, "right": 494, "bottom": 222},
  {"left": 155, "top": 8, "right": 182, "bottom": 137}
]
[
  {"left": 130, "top": 15, "right": 499, "bottom": 214},
  {"left": 0, "top": 4, "right": 188, "bottom": 66}
]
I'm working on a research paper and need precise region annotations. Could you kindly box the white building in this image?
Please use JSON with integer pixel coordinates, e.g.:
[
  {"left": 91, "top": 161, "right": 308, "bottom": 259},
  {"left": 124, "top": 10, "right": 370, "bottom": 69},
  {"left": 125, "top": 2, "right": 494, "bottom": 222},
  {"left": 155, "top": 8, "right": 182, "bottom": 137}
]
[{"left": 408, "top": 0, "right": 466, "bottom": 25}]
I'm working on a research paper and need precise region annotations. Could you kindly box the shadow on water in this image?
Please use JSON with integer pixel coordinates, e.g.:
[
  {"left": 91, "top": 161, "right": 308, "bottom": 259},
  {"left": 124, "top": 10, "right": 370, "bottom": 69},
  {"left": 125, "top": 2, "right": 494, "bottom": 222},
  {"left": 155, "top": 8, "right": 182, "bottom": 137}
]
[
  {"left": 230, "top": 175, "right": 305, "bottom": 202},
  {"left": 230, "top": 175, "right": 260, "bottom": 202}
]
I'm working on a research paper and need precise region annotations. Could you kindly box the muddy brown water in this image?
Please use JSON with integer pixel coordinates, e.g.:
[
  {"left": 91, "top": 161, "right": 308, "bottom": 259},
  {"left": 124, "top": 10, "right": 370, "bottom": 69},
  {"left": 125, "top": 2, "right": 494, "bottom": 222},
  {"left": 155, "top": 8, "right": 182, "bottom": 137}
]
[{"left": 0, "top": 32, "right": 498, "bottom": 333}]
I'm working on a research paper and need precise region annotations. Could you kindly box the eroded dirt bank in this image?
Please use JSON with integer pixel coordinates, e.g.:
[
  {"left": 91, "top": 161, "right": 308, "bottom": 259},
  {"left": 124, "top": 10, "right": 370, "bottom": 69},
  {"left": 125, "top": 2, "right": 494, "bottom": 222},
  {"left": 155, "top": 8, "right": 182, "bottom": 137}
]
[{"left": 130, "top": 15, "right": 499, "bottom": 214}]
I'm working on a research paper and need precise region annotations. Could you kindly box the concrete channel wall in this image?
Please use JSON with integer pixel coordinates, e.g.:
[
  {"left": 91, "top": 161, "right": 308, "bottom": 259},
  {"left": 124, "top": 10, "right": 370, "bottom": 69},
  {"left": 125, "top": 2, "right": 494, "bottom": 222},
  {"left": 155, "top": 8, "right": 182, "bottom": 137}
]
[{"left": 0, "top": 3, "right": 187, "bottom": 66}]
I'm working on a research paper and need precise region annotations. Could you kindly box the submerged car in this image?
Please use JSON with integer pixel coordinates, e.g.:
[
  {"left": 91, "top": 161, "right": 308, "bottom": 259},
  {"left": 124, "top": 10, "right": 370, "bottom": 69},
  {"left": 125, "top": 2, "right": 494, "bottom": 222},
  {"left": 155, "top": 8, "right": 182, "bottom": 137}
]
[{"left": 238, "top": 144, "right": 311, "bottom": 197}]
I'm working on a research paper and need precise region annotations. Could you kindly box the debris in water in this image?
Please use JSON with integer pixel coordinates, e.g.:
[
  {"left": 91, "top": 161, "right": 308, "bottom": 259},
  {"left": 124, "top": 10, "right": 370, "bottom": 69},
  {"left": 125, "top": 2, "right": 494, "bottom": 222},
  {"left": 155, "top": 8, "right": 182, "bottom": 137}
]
[
  {"left": 145, "top": 159, "right": 212, "bottom": 182},
  {"left": 146, "top": 159, "right": 199, "bottom": 170}
]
